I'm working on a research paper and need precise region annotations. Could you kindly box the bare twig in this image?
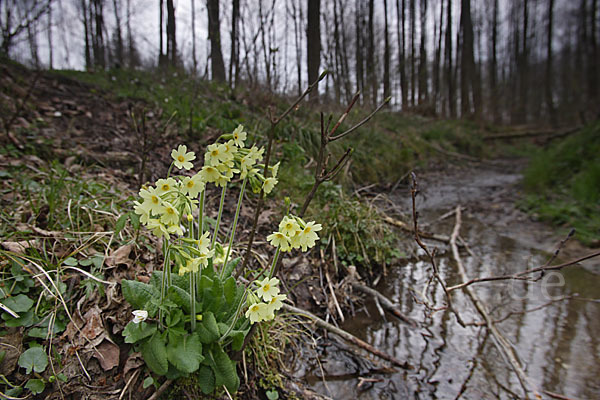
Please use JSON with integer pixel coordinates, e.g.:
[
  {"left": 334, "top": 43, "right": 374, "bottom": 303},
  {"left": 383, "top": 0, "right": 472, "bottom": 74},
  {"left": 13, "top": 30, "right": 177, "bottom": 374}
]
[
  {"left": 449, "top": 206, "right": 543, "bottom": 399},
  {"left": 299, "top": 96, "right": 390, "bottom": 217},
  {"left": 351, "top": 282, "right": 417, "bottom": 327},
  {"left": 447, "top": 250, "right": 600, "bottom": 292},
  {"left": 147, "top": 379, "right": 173, "bottom": 400},
  {"left": 283, "top": 303, "right": 411, "bottom": 369},
  {"left": 410, "top": 172, "right": 465, "bottom": 327}
]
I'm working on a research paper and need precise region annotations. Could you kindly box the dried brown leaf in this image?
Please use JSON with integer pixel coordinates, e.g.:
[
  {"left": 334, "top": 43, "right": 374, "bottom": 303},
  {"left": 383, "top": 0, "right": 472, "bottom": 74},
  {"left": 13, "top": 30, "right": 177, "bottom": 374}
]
[
  {"left": 1, "top": 240, "right": 38, "bottom": 254},
  {"left": 93, "top": 340, "right": 120, "bottom": 371},
  {"left": 105, "top": 244, "right": 133, "bottom": 268}
]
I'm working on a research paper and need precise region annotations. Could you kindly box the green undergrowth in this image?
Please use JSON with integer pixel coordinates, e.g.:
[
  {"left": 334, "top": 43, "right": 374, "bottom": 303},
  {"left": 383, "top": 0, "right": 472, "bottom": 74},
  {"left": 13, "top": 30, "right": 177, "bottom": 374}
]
[
  {"left": 0, "top": 148, "right": 138, "bottom": 397},
  {"left": 53, "top": 67, "right": 495, "bottom": 272},
  {"left": 521, "top": 121, "right": 600, "bottom": 245}
]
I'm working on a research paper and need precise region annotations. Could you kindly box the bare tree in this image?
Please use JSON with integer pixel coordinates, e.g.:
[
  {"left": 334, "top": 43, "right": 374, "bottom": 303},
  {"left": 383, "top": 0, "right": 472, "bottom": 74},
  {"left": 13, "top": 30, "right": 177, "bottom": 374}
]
[
  {"left": 383, "top": 0, "right": 391, "bottom": 101},
  {"left": 208, "top": 0, "right": 226, "bottom": 81},
  {"left": 445, "top": 0, "right": 456, "bottom": 116},
  {"left": 166, "top": 0, "right": 176, "bottom": 65},
  {"left": 307, "top": 0, "right": 321, "bottom": 100},
  {"left": 1, "top": 0, "right": 53, "bottom": 56}
]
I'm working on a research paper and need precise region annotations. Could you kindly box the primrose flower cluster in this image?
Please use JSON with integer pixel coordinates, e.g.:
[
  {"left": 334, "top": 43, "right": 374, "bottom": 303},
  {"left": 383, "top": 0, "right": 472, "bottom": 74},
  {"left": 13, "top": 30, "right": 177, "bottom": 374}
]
[
  {"left": 245, "top": 277, "right": 286, "bottom": 324},
  {"left": 133, "top": 125, "right": 279, "bottom": 242},
  {"left": 267, "top": 215, "right": 323, "bottom": 252}
]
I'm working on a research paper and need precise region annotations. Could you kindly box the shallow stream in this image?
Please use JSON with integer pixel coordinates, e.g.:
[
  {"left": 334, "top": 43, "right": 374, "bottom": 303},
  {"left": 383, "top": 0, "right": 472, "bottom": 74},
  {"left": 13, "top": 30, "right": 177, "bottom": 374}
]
[{"left": 297, "top": 161, "right": 600, "bottom": 399}]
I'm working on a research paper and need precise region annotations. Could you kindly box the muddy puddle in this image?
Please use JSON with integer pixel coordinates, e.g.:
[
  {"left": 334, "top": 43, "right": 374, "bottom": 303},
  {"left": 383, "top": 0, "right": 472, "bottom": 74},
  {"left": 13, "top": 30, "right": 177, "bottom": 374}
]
[{"left": 295, "top": 161, "right": 600, "bottom": 399}]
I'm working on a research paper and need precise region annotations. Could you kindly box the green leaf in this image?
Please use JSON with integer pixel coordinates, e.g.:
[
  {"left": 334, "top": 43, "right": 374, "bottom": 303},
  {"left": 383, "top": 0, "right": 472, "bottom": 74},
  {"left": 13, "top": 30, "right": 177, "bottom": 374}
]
[
  {"left": 140, "top": 333, "right": 168, "bottom": 376},
  {"left": 167, "top": 285, "right": 192, "bottom": 314},
  {"left": 121, "top": 280, "right": 159, "bottom": 310},
  {"left": 1, "top": 294, "right": 34, "bottom": 313},
  {"left": 4, "top": 310, "right": 36, "bottom": 327},
  {"left": 197, "top": 365, "right": 215, "bottom": 394},
  {"left": 130, "top": 212, "right": 141, "bottom": 231},
  {"left": 114, "top": 213, "right": 129, "bottom": 234},
  {"left": 25, "top": 378, "right": 45, "bottom": 394},
  {"left": 223, "top": 276, "right": 237, "bottom": 306},
  {"left": 150, "top": 271, "right": 189, "bottom": 292},
  {"left": 211, "top": 345, "right": 239, "bottom": 393},
  {"left": 142, "top": 376, "right": 154, "bottom": 389},
  {"left": 222, "top": 257, "right": 240, "bottom": 278},
  {"left": 166, "top": 333, "right": 204, "bottom": 373},
  {"left": 63, "top": 257, "right": 79, "bottom": 266},
  {"left": 122, "top": 321, "right": 157, "bottom": 344},
  {"left": 196, "top": 312, "right": 219, "bottom": 344},
  {"left": 266, "top": 389, "right": 279, "bottom": 400},
  {"left": 18, "top": 347, "right": 48, "bottom": 374}
]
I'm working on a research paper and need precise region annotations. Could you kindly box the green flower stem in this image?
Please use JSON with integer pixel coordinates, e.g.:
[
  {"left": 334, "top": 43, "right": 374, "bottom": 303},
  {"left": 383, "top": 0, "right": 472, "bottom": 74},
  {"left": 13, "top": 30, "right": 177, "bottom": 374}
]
[
  {"left": 220, "top": 178, "right": 247, "bottom": 279},
  {"left": 196, "top": 190, "right": 205, "bottom": 297},
  {"left": 190, "top": 270, "right": 197, "bottom": 331},
  {"left": 159, "top": 241, "right": 170, "bottom": 328},
  {"left": 218, "top": 289, "right": 248, "bottom": 342},
  {"left": 268, "top": 246, "right": 281, "bottom": 279},
  {"left": 198, "top": 190, "right": 205, "bottom": 237},
  {"left": 166, "top": 162, "right": 174, "bottom": 179},
  {"left": 211, "top": 184, "right": 227, "bottom": 251}
]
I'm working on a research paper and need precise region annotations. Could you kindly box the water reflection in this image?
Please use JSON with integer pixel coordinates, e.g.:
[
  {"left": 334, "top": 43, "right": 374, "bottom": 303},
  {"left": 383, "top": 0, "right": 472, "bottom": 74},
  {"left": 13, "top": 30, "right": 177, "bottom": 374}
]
[{"left": 298, "top": 213, "right": 600, "bottom": 399}]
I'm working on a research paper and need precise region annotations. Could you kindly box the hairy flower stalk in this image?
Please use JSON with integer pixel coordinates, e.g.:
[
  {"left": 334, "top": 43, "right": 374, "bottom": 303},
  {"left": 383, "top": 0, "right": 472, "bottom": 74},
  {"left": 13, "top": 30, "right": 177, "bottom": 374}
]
[
  {"left": 220, "top": 178, "right": 246, "bottom": 279},
  {"left": 211, "top": 184, "right": 227, "bottom": 250},
  {"left": 188, "top": 216, "right": 197, "bottom": 332}
]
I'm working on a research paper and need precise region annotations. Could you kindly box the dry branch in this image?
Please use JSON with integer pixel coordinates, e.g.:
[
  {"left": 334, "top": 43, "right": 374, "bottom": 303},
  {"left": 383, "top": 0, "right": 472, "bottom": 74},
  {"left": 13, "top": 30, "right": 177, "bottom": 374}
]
[
  {"left": 350, "top": 282, "right": 417, "bottom": 327},
  {"left": 449, "top": 206, "right": 543, "bottom": 399},
  {"left": 282, "top": 303, "right": 411, "bottom": 369}
]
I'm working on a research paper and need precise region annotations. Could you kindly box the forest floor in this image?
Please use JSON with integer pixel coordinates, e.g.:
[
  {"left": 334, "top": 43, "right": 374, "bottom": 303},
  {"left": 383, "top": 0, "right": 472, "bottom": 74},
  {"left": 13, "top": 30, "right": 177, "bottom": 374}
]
[{"left": 1, "top": 59, "right": 598, "bottom": 399}]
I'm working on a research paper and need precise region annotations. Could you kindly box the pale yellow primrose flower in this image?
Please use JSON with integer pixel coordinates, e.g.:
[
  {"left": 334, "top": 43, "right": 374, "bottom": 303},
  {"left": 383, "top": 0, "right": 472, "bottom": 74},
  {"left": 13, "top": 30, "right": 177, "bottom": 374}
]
[
  {"left": 147, "top": 219, "right": 170, "bottom": 238},
  {"left": 297, "top": 221, "right": 322, "bottom": 251},
  {"left": 271, "top": 161, "right": 280, "bottom": 178},
  {"left": 279, "top": 216, "right": 300, "bottom": 237},
  {"left": 171, "top": 145, "right": 196, "bottom": 170},
  {"left": 205, "top": 143, "right": 228, "bottom": 166},
  {"left": 266, "top": 231, "right": 291, "bottom": 252},
  {"left": 200, "top": 165, "right": 221, "bottom": 183},
  {"left": 182, "top": 174, "right": 205, "bottom": 197},
  {"left": 155, "top": 177, "right": 177, "bottom": 195},
  {"left": 132, "top": 310, "right": 148, "bottom": 323},
  {"left": 256, "top": 277, "right": 280, "bottom": 302},
  {"left": 245, "top": 302, "right": 268, "bottom": 324},
  {"left": 139, "top": 186, "right": 163, "bottom": 215},
  {"left": 265, "top": 293, "right": 287, "bottom": 317},
  {"left": 222, "top": 140, "right": 238, "bottom": 161},
  {"left": 133, "top": 201, "right": 151, "bottom": 224},
  {"left": 160, "top": 202, "right": 179, "bottom": 225},
  {"left": 262, "top": 177, "right": 278, "bottom": 194},
  {"left": 196, "top": 231, "right": 211, "bottom": 253},
  {"left": 232, "top": 125, "right": 247, "bottom": 147}
]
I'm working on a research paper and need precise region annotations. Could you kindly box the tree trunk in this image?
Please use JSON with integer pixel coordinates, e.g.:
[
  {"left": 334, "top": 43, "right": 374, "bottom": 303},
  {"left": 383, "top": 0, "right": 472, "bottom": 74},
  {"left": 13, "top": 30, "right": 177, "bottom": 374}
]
[
  {"left": 545, "top": 0, "right": 555, "bottom": 124},
  {"left": 366, "top": 0, "right": 375, "bottom": 105},
  {"left": 47, "top": 2, "right": 52, "bottom": 69},
  {"left": 410, "top": 0, "right": 416, "bottom": 106},
  {"left": 490, "top": 0, "right": 499, "bottom": 123},
  {"left": 433, "top": 0, "right": 443, "bottom": 112},
  {"left": 112, "top": 0, "right": 123, "bottom": 66},
  {"left": 518, "top": 0, "right": 528, "bottom": 123},
  {"left": 418, "top": 0, "right": 428, "bottom": 105},
  {"left": 158, "top": 0, "right": 164, "bottom": 66},
  {"left": 166, "top": 0, "right": 176, "bottom": 65},
  {"left": 307, "top": 0, "right": 321, "bottom": 99},
  {"left": 445, "top": 0, "right": 455, "bottom": 116},
  {"left": 191, "top": 0, "right": 197, "bottom": 73},
  {"left": 459, "top": 0, "right": 475, "bottom": 117},
  {"left": 228, "top": 0, "right": 239, "bottom": 85},
  {"left": 81, "top": 0, "right": 91, "bottom": 69},
  {"left": 383, "top": 0, "right": 391, "bottom": 101},
  {"left": 207, "top": 0, "right": 226, "bottom": 81},
  {"left": 588, "top": 0, "right": 597, "bottom": 103},
  {"left": 397, "top": 0, "right": 408, "bottom": 109}
]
